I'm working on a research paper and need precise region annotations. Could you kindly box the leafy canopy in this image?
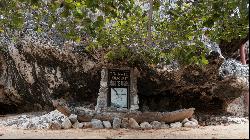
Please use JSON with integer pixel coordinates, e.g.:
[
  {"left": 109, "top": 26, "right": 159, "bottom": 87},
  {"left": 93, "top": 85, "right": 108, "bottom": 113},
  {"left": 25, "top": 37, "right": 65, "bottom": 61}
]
[{"left": 0, "top": 0, "right": 249, "bottom": 66}]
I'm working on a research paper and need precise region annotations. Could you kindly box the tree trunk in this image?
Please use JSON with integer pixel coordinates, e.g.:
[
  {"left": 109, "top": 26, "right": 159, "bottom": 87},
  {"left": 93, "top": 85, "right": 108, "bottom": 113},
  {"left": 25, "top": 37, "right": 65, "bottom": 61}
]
[
  {"left": 219, "top": 35, "right": 249, "bottom": 59},
  {"left": 240, "top": 44, "right": 246, "bottom": 65},
  {"left": 147, "top": 0, "right": 153, "bottom": 46}
]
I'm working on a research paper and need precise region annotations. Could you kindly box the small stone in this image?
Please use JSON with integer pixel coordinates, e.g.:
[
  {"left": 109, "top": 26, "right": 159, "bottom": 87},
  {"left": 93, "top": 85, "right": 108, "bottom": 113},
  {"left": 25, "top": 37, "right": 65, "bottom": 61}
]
[
  {"left": 19, "top": 121, "right": 32, "bottom": 129},
  {"left": 103, "top": 121, "right": 112, "bottom": 129},
  {"left": 160, "top": 124, "right": 170, "bottom": 129},
  {"left": 49, "top": 121, "right": 61, "bottom": 130},
  {"left": 121, "top": 118, "right": 129, "bottom": 128},
  {"left": 78, "top": 123, "right": 84, "bottom": 128},
  {"left": 190, "top": 118, "right": 198, "bottom": 125},
  {"left": 82, "top": 122, "right": 92, "bottom": 128},
  {"left": 91, "top": 119, "right": 104, "bottom": 129},
  {"left": 62, "top": 118, "right": 72, "bottom": 129},
  {"left": 150, "top": 121, "right": 161, "bottom": 129},
  {"left": 72, "top": 121, "right": 79, "bottom": 129},
  {"left": 69, "top": 114, "right": 78, "bottom": 123},
  {"left": 140, "top": 122, "right": 152, "bottom": 129},
  {"left": 72, "top": 121, "right": 83, "bottom": 129},
  {"left": 183, "top": 121, "right": 198, "bottom": 128},
  {"left": 182, "top": 118, "right": 189, "bottom": 124},
  {"left": 128, "top": 118, "right": 140, "bottom": 129},
  {"left": 112, "top": 118, "right": 121, "bottom": 129},
  {"left": 170, "top": 122, "right": 182, "bottom": 128},
  {"left": 55, "top": 105, "right": 71, "bottom": 117}
]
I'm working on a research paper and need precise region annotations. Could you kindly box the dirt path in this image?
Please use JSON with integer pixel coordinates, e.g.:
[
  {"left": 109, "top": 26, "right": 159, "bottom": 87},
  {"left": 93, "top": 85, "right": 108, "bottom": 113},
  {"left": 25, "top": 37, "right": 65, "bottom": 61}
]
[{"left": 0, "top": 123, "right": 248, "bottom": 139}]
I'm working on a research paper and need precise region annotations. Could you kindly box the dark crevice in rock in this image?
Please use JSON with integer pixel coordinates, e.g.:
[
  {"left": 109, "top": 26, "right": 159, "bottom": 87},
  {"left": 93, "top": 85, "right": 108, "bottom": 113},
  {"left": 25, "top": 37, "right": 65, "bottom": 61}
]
[
  {"left": 0, "top": 103, "right": 18, "bottom": 115},
  {"left": 138, "top": 90, "right": 225, "bottom": 114}
]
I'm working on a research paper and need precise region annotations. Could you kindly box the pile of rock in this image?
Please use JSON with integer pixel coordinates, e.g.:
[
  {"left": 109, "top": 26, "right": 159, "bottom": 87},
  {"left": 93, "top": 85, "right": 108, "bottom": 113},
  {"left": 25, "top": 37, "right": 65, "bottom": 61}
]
[
  {"left": 0, "top": 110, "right": 70, "bottom": 129},
  {"left": 197, "top": 115, "right": 249, "bottom": 126},
  {"left": 219, "top": 59, "right": 249, "bottom": 83},
  {"left": 0, "top": 110, "right": 200, "bottom": 130},
  {"left": 4, "top": 109, "right": 247, "bottom": 130},
  {"left": 82, "top": 117, "right": 198, "bottom": 130}
]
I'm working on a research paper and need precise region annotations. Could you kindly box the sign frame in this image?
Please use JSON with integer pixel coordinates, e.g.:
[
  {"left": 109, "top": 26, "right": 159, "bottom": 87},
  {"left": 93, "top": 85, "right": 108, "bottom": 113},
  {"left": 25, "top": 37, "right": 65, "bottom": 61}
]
[{"left": 107, "top": 69, "right": 130, "bottom": 109}]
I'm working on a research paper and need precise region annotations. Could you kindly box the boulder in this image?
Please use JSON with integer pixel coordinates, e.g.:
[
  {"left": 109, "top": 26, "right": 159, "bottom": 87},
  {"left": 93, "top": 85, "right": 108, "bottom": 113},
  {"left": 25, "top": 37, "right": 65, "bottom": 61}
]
[
  {"left": 150, "top": 121, "right": 161, "bottom": 129},
  {"left": 91, "top": 119, "right": 104, "bottom": 129},
  {"left": 182, "top": 118, "right": 189, "bottom": 124},
  {"left": 140, "top": 122, "right": 152, "bottom": 129},
  {"left": 103, "top": 121, "right": 112, "bottom": 129},
  {"left": 69, "top": 114, "right": 78, "bottom": 123},
  {"left": 128, "top": 118, "right": 140, "bottom": 129},
  {"left": 121, "top": 118, "right": 129, "bottom": 128},
  {"left": 170, "top": 122, "right": 182, "bottom": 128},
  {"left": 62, "top": 118, "right": 72, "bottom": 129},
  {"left": 190, "top": 118, "right": 198, "bottom": 125},
  {"left": 82, "top": 122, "right": 92, "bottom": 128},
  {"left": 160, "top": 124, "right": 170, "bottom": 129},
  {"left": 112, "top": 118, "right": 121, "bottom": 129},
  {"left": 72, "top": 121, "right": 83, "bottom": 129},
  {"left": 52, "top": 100, "right": 71, "bottom": 117},
  {"left": 49, "top": 121, "right": 61, "bottom": 130},
  {"left": 183, "top": 121, "right": 198, "bottom": 128},
  {"left": 78, "top": 123, "right": 84, "bottom": 128}
]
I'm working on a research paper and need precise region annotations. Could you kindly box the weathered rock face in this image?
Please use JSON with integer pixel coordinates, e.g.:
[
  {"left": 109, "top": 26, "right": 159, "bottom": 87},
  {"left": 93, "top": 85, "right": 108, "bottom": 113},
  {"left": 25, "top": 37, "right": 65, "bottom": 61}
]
[
  {"left": 219, "top": 59, "right": 249, "bottom": 116},
  {"left": 137, "top": 53, "right": 249, "bottom": 114},
  {"left": 135, "top": 38, "right": 248, "bottom": 115},
  {"left": 0, "top": 31, "right": 100, "bottom": 114}
]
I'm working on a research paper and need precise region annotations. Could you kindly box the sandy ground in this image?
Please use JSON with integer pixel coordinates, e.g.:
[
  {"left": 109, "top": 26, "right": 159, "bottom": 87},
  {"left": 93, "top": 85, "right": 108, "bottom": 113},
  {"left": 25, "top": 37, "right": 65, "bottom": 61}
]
[{"left": 0, "top": 123, "right": 249, "bottom": 139}]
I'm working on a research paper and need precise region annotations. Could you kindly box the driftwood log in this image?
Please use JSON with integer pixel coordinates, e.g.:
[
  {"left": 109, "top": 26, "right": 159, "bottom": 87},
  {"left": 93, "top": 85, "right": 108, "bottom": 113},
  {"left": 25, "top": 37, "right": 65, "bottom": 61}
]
[
  {"left": 77, "top": 108, "right": 195, "bottom": 123},
  {"left": 53, "top": 99, "right": 195, "bottom": 123}
]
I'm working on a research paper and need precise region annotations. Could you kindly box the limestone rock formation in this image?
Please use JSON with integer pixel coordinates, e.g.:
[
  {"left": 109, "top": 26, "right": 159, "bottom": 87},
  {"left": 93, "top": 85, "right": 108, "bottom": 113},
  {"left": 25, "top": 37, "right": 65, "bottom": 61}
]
[{"left": 0, "top": 30, "right": 100, "bottom": 114}]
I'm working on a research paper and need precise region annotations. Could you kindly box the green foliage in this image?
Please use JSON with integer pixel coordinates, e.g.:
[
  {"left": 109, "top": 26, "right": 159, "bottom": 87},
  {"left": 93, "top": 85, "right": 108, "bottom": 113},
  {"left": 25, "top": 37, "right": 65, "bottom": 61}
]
[
  {"left": 0, "top": 0, "right": 249, "bottom": 67},
  {"left": 0, "top": 46, "right": 7, "bottom": 53}
]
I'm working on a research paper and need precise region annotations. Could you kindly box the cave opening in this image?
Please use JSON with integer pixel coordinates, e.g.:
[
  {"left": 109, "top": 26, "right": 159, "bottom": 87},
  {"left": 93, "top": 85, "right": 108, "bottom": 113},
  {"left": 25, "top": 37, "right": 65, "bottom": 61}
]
[
  {"left": 0, "top": 103, "right": 18, "bottom": 115},
  {"left": 137, "top": 76, "right": 226, "bottom": 115},
  {"left": 138, "top": 91, "right": 225, "bottom": 114}
]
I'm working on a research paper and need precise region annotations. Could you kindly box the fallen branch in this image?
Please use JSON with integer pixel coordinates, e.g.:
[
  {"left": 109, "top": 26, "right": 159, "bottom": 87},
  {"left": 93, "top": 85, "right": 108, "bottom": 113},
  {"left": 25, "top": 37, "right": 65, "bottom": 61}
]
[{"left": 77, "top": 108, "right": 195, "bottom": 123}]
